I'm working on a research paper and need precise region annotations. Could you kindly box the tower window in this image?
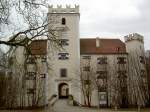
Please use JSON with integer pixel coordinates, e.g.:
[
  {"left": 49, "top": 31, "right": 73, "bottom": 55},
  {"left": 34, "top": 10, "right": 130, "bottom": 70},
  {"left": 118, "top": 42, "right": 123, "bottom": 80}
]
[
  {"left": 140, "top": 56, "right": 145, "bottom": 64},
  {"left": 59, "top": 39, "right": 69, "bottom": 46},
  {"left": 60, "top": 68, "right": 67, "bottom": 77},
  {"left": 58, "top": 53, "right": 69, "bottom": 60},
  {"left": 62, "top": 18, "right": 66, "bottom": 25}
]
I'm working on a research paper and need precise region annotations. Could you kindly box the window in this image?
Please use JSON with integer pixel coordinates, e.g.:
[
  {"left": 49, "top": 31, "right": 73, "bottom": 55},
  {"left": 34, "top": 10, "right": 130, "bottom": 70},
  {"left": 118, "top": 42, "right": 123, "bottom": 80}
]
[
  {"left": 41, "top": 56, "right": 47, "bottom": 62},
  {"left": 141, "top": 70, "right": 146, "bottom": 77},
  {"left": 26, "top": 57, "right": 36, "bottom": 64},
  {"left": 84, "top": 80, "right": 91, "bottom": 85},
  {"left": 116, "top": 47, "right": 120, "bottom": 52},
  {"left": 58, "top": 53, "right": 69, "bottom": 60},
  {"left": 59, "top": 39, "right": 69, "bottom": 46},
  {"left": 82, "top": 56, "right": 91, "bottom": 59},
  {"left": 117, "top": 71, "right": 127, "bottom": 88},
  {"left": 83, "top": 66, "right": 90, "bottom": 71},
  {"left": 62, "top": 18, "right": 66, "bottom": 25},
  {"left": 26, "top": 72, "right": 36, "bottom": 80},
  {"left": 27, "top": 88, "right": 35, "bottom": 94},
  {"left": 117, "top": 57, "right": 126, "bottom": 64},
  {"left": 97, "top": 57, "right": 107, "bottom": 64},
  {"left": 60, "top": 69, "right": 67, "bottom": 77},
  {"left": 140, "top": 56, "right": 145, "bottom": 64},
  {"left": 96, "top": 71, "right": 107, "bottom": 78},
  {"left": 96, "top": 70, "right": 107, "bottom": 91},
  {"left": 98, "top": 81, "right": 107, "bottom": 91},
  {"left": 40, "top": 74, "right": 46, "bottom": 78}
]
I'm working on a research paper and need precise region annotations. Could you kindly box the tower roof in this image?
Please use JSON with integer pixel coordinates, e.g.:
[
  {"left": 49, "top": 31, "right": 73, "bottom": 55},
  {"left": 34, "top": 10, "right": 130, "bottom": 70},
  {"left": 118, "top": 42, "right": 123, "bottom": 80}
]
[{"left": 80, "top": 38, "right": 127, "bottom": 54}]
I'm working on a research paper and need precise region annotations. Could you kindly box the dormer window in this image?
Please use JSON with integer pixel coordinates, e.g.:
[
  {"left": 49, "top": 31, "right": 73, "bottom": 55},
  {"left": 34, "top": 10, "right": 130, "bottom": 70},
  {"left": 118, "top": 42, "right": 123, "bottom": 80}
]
[
  {"left": 116, "top": 47, "right": 120, "bottom": 52},
  {"left": 62, "top": 18, "right": 66, "bottom": 25}
]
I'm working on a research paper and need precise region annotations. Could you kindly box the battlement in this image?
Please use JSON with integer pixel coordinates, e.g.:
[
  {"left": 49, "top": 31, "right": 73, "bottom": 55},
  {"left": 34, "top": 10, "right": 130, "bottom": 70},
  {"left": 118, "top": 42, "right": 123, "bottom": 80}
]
[
  {"left": 124, "top": 33, "right": 144, "bottom": 43},
  {"left": 48, "top": 5, "right": 79, "bottom": 13}
]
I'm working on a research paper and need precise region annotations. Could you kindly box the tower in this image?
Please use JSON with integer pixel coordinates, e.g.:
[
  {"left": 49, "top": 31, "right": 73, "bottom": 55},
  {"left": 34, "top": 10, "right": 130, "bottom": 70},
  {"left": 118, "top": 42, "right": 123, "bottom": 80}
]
[
  {"left": 47, "top": 5, "right": 81, "bottom": 103},
  {"left": 124, "top": 33, "right": 148, "bottom": 107},
  {"left": 124, "top": 33, "right": 144, "bottom": 55}
]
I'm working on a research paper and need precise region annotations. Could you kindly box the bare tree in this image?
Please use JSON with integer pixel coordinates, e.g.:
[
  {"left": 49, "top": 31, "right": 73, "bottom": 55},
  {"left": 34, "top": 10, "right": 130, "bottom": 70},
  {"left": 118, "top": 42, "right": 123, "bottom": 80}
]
[
  {"left": 127, "top": 52, "right": 149, "bottom": 108},
  {"left": 80, "top": 55, "right": 95, "bottom": 107},
  {"left": 0, "top": 0, "right": 62, "bottom": 109}
]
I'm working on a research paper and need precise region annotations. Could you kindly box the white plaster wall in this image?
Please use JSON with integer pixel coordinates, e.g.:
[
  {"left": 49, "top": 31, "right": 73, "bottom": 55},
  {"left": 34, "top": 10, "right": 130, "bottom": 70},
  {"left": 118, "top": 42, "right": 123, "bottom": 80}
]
[
  {"left": 80, "top": 54, "right": 128, "bottom": 107},
  {"left": 47, "top": 12, "right": 81, "bottom": 103}
]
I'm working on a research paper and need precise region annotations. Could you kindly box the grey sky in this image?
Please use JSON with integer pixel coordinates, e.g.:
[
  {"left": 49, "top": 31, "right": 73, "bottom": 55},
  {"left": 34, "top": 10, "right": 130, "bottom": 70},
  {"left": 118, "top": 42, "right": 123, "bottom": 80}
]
[{"left": 50, "top": 0, "right": 150, "bottom": 49}]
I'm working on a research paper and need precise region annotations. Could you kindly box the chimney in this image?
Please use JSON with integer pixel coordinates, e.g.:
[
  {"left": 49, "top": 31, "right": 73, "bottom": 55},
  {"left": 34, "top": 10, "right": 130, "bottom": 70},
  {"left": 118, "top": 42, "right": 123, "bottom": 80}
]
[{"left": 96, "top": 37, "right": 100, "bottom": 47}]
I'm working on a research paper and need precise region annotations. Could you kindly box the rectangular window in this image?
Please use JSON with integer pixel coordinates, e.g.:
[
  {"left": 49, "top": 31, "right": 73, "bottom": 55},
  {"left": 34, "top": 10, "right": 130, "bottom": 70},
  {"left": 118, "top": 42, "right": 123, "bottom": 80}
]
[
  {"left": 84, "top": 80, "right": 91, "bottom": 85},
  {"left": 58, "top": 53, "right": 69, "bottom": 60},
  {"left": 26, "top": 72, "right": 36, "bottom": 80},
  {"left": 82, "top": 56, "right": 91, "bottom": 59},
  {"left": 117, "top": 71, "right": 127, "bottom": 88},
  {"left": 60, "top": 69, "right": 67, "bottom": 77},
  {"left": 140, "top": 56, "right": 145, "bottom": 64},
  {"left": 26, "top": 57, "right": 36, "bottom": 64},
  {"left": 59, "top": 39, "right": 69, "bottom": 46},
  {"left": 97, "top": 71, "right": 107, "bottom": 78},
  {"left": 97, "top": 57, "right": 107, "bottom": 64},
  {"left": 83, "top": 66, "right": 90, "bottom": 71},
  {"left": 141, "top": 70, "right": 146, "bottom": 77},
  {"left": 41, "top": 56, "right": 47, "bottom": 62},
  {"left": 98, "top": 85, "right": 107, "bottom": 92},
  {"left": 40, "top": 74, "right": 46, "bottom": 78},
  {"left": 117, "top": 57, "right": 126, "bottom": 64},
  {"left": 27, "top": 88, "right": 35, "bottom": 94}
]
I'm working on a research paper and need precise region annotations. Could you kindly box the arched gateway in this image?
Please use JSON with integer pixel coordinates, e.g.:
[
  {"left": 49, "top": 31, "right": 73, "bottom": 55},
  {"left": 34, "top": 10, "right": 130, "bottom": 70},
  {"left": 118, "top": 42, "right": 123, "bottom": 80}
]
[{"left": 58, "top": 83, "right": 69, "bottom": 99}]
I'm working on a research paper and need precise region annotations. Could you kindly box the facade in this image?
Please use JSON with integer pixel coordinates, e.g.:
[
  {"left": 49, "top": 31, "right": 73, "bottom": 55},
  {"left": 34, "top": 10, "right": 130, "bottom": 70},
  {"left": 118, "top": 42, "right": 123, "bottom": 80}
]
[
  {"left": 80, "top": 34, "right": 149, "bottom": 107},
  {"left": 8, "top": 5, "right": 149, "bottom": 108},
  {"left": 80, "top": 38, "right": 128, "bottom": 107},
  {"left": 5, "top": 40, "right": 48, "bottom": 108}
]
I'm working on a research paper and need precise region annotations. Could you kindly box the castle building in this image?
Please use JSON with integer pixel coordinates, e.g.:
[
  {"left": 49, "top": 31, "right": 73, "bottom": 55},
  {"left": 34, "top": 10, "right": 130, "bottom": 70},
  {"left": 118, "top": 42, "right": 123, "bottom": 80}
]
[
  {"left": 8, "top": 5, "right": 149, "bottom": 108},
  {"left": 80, "top": 34, "right": 148, "bottom": 107},
  {"left": 46, "top": 5, "right": 148, "bottom": 107}
]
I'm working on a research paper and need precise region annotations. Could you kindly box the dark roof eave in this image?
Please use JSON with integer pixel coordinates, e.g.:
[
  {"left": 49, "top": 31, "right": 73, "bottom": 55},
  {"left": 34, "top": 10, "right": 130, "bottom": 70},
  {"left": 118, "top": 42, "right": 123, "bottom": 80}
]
[{"left": 80, "top": 52, "right": 128, "bottom": 55}]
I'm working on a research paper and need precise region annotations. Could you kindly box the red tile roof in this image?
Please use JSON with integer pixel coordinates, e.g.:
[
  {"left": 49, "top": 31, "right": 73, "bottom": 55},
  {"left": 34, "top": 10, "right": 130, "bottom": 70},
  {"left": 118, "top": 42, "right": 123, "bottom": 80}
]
[
  {"left": 29, "top": 40, "right": 47, "bottom": 55},
  {"left": 80, "top": 38, "right": 126, "bottom": 54}
]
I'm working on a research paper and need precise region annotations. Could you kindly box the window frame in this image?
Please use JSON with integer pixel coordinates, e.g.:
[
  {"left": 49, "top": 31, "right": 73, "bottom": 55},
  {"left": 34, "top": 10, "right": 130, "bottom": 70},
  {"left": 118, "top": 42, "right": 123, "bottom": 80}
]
[
  {"left": 117, "top": 57, "right": 126, "bottom": 64},
  {"left": 60, "top": 68, "right": 67, "bottom": 77},
  {"left": 58, "top": 53, "right": 69, "bottom": 60},
  {"left": 97, "top": 57, "right": 107, "bottom": 64},
  {"left": 58, "top": 39, "right": 69, "bottom": 46},
  {"left": 62, "top": 18, "right": 66, "bottom": 25}
]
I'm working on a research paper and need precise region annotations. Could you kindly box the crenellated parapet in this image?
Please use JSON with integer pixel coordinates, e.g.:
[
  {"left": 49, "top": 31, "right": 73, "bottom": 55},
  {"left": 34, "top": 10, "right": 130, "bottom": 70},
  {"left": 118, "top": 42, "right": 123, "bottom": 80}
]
[
  {"left": 124, "top": 33, "right": 144, "bottom": 43},
  {"left": 48, "top": 5, "right": 79, "bottom": 13}
]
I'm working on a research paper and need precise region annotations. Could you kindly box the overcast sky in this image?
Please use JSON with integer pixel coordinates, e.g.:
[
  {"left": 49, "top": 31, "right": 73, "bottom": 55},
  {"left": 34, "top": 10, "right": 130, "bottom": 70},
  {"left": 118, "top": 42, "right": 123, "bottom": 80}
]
[{"left": 50, "top": 0, "right": 150, "bottom": 50}]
